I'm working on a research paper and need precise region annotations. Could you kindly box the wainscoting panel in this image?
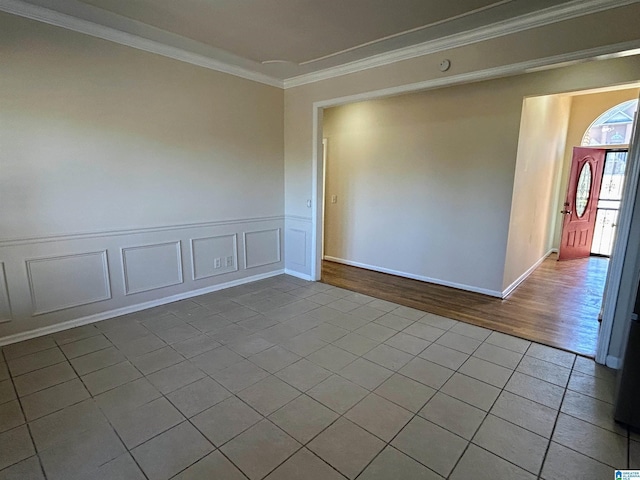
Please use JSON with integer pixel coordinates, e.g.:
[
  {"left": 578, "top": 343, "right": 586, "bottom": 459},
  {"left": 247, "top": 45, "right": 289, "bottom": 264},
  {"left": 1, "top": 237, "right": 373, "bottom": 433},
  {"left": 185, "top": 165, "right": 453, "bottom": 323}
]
[
  {"left": 284, "top": 216, "right": 312, "bottom": 279},
  {"left": 191, "top": 234, "right": 238, "bottom": 280},
  {"left": 244, "top": 228, "right": 281, "bottom": 269},
  {"left": 122, "top": 241, "right": 183, "bottom": 295},
  {"left": 0, "top": 263, "right": 12, "bottom": 323},
  {"left": 0, "top": 216, "right": 285, "bottom": 344},
  {"left": 287, "top": 229, "right": 307, "bottom": 267},
  {"left": 26, "top": 251, "right": 112, "bottom": 315}
]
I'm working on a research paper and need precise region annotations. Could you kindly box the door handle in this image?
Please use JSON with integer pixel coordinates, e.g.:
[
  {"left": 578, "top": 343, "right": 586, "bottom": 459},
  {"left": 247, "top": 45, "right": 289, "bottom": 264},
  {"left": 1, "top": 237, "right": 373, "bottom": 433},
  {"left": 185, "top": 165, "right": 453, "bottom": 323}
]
[{"left": 561, "top": 210, "right": 572, "bottom": 215}]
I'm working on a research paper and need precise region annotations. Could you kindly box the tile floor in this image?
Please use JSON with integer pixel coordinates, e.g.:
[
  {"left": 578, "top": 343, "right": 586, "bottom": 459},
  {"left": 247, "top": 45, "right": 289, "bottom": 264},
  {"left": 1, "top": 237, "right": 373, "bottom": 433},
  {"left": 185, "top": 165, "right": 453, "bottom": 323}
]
[{"left": 0, "top": 274, "right": 637, "bottom": 479}]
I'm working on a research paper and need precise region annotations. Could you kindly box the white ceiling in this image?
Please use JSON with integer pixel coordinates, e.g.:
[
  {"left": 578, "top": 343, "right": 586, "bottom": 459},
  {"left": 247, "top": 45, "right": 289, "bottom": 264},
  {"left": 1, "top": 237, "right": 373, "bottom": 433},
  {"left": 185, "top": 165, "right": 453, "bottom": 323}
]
[{"left": 3, "top": 0, "right": 635, "bottom": 86}]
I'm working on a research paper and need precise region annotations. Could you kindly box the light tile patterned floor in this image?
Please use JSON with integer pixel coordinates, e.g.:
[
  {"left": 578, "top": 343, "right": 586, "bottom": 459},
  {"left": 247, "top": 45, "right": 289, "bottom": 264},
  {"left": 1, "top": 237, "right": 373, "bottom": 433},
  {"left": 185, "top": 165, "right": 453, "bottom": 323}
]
[{"left": 0, "top": 275, "right": 636, "bottom": 479}]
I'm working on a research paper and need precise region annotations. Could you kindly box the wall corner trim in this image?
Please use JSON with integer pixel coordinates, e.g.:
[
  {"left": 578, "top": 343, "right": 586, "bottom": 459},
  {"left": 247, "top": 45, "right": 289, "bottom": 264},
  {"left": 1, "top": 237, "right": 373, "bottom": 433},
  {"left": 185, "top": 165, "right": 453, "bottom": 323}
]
[
  {"left": 283, "top": 269, "right": 313, "bottom": 281},
  {"left": 501, "top": 249, "right": 554, "bottom": 299},
  {"left": 0, "top": 269, "right": 284, "bottom": 347},
  {"left": 283, "top": 0, "right": 639, "bottom": 88},
  {"left": 605, "top": 354, "right": 621, "bottom": 368}
]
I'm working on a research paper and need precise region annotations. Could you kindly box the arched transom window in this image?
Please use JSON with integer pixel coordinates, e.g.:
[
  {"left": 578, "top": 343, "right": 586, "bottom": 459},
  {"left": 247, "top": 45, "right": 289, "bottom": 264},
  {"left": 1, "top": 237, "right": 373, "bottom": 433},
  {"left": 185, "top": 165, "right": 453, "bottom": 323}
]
[{"left": 581, "top": 99, "right": 638, "bottom": 147}]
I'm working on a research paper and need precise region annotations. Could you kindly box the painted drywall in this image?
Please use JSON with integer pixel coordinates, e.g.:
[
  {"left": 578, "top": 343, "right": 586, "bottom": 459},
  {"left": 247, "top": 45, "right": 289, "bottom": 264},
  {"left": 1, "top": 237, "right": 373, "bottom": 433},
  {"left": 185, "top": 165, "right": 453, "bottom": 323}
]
[
  {"left": 0, "top": 12, "right": 285, "bottom": 340},
  {"left": 322, "top": 78, "right": 527, "bottom": 294},
  {"left": 284, "top": 3, "right": 640, "bottom": 223},
  {"left": 552, "top": 87, "right": 640, "bottom": 248},
  {"left": 502, "top": 95, "right": 571, "bottom": 292},
  {"left": 1, "top": 13, "right": 284, "bottom": 238}
]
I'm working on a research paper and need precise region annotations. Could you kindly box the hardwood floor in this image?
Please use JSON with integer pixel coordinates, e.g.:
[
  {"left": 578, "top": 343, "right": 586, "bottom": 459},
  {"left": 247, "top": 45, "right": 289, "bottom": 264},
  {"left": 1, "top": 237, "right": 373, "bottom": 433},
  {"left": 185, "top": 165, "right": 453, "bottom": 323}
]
[{"left": 321, "top": 254, "right": 609, "bottom": 357}]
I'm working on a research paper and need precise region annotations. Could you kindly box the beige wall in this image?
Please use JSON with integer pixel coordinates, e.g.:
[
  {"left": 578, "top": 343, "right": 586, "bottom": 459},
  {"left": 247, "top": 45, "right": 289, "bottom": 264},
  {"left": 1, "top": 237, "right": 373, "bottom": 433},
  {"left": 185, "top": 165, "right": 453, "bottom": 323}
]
[
  {"left": 322, "top": 78, "right": 527, "bottom": 294},
  {"left": 502, "top": 95, "right": 571, "bottom": 291},
  {"left": 284, "top": 5, "right": 640, "bottom": 282},
  {"left": 0, "top": 13, "right": 285, "bottom": 340},
  {"left": 1, "top": 13, "right": 284, "bottom": 239},
  {"left": 552, "top": 87, "right": 640, "bottom": 248}
]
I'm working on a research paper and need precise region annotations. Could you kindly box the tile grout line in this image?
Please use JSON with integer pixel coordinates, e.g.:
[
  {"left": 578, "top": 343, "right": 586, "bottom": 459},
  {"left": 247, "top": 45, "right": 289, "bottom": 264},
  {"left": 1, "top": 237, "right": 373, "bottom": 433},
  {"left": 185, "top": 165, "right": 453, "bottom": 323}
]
[
  {"left": 0, "top": 276, "right": 623, "bottom": 479},
  {"left": 535, "top": 354, "right": 577, "bottom": 480},
  {"left": 57, "top": 337, "right": 153, "bottom": 480},
  {"left": 449, "top": 333, "right": 534, "bottom": 478},
  {"left": 2, "top": 346, "right": 48, "bottom": 479}
]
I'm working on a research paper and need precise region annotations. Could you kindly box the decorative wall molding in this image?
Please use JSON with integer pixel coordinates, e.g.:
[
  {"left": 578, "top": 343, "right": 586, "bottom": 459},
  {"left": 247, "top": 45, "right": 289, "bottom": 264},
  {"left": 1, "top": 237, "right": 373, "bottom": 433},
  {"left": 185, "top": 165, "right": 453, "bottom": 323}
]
[
  {"left": 243, "top": 229, "right": 282, "bottom": 269},
  {"left": 0, "top": 263, "right": 12, "bottom": 323},
  {"left": 190, "top": 234, "right": 239, "bottom": 281},
  {"left": 284, "top": 269, "right": 313, "bottom": 282},
  {"left": 122, "top": 241, "right": 183, "bottom": 295},
  {"left": 0, "top": 269, "right": 285, "bottom": 347},
  {"left": 0, "top": 0, "right": 283, "bottom": 88},
  {"left": 324, "top": 256, "right": 503, "bottom": 298},
  {"left": 284, "top": 0, "right": 639, "bottom": 88},
  {"left": 501, "top": 249, "right": 555, "bottom": 299},
  {"left": 1, "top": 0, "right": 635, "bottom": 90},
  {"left": 0, "top": 215, "right": 284, "bottom": 247},
  {"left": 26, "top": 251, "right": 112, "bottom": 315},
  {"left": 287, "top": 229, "right": 307, "bottom": 267},
  {"left": 284, "top": 215, "right": 313, "bottom": 223}
]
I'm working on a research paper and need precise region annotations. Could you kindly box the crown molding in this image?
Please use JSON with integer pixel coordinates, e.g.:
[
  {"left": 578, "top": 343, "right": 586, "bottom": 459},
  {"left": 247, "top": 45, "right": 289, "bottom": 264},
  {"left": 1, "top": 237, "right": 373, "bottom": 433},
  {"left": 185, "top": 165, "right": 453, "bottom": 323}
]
[
  {"left": 0, "top": 0, "right": 284, "bottom": 88},
  {"left": 312, "top": 40, "right": 640, "bottom": 109},
  {"left": 284, "top": 0, "right": 640, "bottom": 88},
  {"left": 1, "top": 0, "right": 637, "bottom": 90}
]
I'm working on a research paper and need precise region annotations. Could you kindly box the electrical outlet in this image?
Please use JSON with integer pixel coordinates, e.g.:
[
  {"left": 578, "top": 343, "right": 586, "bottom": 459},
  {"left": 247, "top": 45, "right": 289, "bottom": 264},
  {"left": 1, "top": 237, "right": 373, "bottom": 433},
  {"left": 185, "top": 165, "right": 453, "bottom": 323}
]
[
  {"left": 214, "top": 257, "right": 221, "bottom": 269},
  {"left": 225, "top": 256, "right": 234, "bottom": 267}
]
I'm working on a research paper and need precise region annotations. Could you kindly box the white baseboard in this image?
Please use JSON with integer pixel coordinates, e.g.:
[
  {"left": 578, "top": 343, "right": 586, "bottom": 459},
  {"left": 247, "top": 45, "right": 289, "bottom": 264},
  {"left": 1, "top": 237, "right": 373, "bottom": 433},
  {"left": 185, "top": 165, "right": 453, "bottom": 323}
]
[
  {"left": 0, "top": 269, "right": 284, "bottom": 347},
  {"left": 323, "top": 256, "right": 502, "bottom": 298},
  {"left": 501, "top": 249, "right": 555, "bottom": 299},
  {"left": 605, "top": 355, "right": 621, "bottom": 369},
  {"left": 284, "top": 269, "right": 313, "bottom": 281}
]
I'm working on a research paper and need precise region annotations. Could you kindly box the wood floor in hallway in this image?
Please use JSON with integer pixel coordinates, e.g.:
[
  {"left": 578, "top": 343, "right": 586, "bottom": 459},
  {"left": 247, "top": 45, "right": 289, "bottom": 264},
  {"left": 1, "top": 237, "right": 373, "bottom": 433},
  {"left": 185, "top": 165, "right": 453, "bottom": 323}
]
[{"left": 321, "top": 254, "right": 609, "bottom": 357}]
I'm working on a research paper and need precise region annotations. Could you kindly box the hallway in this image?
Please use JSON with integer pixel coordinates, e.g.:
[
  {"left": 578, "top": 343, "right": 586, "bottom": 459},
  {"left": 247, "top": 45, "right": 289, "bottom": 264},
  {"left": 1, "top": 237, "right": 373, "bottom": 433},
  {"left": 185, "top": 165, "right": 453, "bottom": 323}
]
[{"left": 322, "top": 254, "right": 608, "bottom": 357}]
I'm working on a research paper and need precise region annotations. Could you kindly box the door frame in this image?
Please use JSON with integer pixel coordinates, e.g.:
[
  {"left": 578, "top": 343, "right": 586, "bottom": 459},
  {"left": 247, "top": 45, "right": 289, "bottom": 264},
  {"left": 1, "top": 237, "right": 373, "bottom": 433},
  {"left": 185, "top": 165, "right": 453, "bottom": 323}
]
[
  {"left": 596, "top": 94, "right": 640, "bottom": 366},
  {"left": 309, "top": 49, "right": 640, "bottom": 366}
]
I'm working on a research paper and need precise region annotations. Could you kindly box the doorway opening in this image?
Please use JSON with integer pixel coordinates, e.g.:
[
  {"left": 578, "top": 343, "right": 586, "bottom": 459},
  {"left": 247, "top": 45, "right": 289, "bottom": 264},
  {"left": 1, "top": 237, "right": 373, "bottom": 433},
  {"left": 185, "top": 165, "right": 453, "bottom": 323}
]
[{"left": 318, "top": 79, "right": 639, "bottom": 359}]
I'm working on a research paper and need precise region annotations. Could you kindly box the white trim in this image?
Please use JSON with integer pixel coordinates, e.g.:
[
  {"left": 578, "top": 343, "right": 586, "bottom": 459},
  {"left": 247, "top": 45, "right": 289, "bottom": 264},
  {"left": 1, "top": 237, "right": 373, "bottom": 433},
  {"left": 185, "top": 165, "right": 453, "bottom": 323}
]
[
  {"left": 501, "top": 249, "right": 554, "bottom": 299},
  {"left": 2, "top": 0, "right": 635, "bottom": 90},
  {"left": 311, "top": 107, "right": 324, "bottom": 281},
  {"left": 310, "top": 40, "right": 640, "bottom": 292},
  {"left": 284, "top": 269, "right": 313, "bottom": 282},
  {"left": 242, "top": 228, "right": 282, "bottom": 269},
  {"left": 0, "top": 269, "right": 284, "bottom": 347},
  {"left": 121, "top": 241, "right": 184, "bottom": 296},
  {"left": 597, "top": 91, "right": 640, "bottom": 364},
  {"left": 313, "top": 40, "right": 640, "bottom": 109},
  {"left": 284, "top": 0, "right": 639, "bottom": 88},
  {"left": 0, "top": 262, "right": 12, "bottom": 323},
  {"left": 0, "top": 215, "right": 284, "bottom": 247},
  {"left": 284, "top": 215, "right": 313, "bottom": 223},
  {"left": 324, "top": 256, "right": 503, "bottom": 298},
  {"left": 26, "top": 250, "right": 112, "bottom": 315},
  {"left": 189, "top": 234, "right": 239, "bottom": 281},
  {"left": 605, "top": 355, "right": 622, "bottom": 369},
  {"left": 0, "top": 0, "right": 283, "bottom": 88}
]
